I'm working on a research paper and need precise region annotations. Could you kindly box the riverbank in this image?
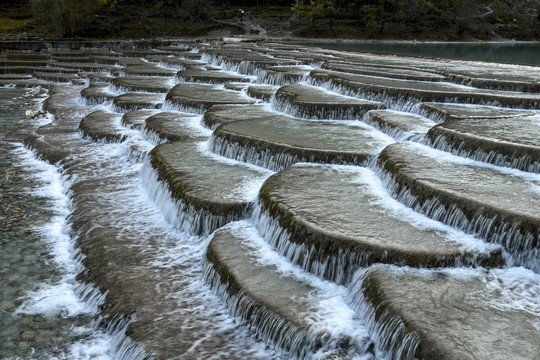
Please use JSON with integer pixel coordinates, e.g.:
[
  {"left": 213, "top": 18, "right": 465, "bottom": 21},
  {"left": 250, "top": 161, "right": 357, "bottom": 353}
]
[{"left": 1, "top": 2, "right": 539, "bottom": 42}]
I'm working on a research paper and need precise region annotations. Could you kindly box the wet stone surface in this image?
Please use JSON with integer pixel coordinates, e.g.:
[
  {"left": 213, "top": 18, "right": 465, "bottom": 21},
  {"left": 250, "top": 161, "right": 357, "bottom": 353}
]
[
  {"left": 310, "top": 69, "right": 540, "bottom": 110},
  {"left": 113, "top": 92, "right": 164, "bottom": 111},
  {"left": 150, "top": 140, "right": 270, "bottom": 235},
  {"left": 144, "top": 112, "right": 209, "bottom": 142},
  {"left": 224, "top": 82, "right": 249, "bottom": 92},
  {"left": 419, "top": 102, "right": 536, "bottom": 122},
  {"left": 165, "top": 83, "right": 255, "bottom": 113},
  {"left": 32, "top": 72, "right": 79, "bottom": 83},
  {"left": 177, "top": 69, "right": 251, "bottom": 84},
  {"left": 273, "top": 83, "right": 383, "bottom": 119},
  {"left": 321, "top": 61, "right": 447, "bottom": 82},
  {"left": 80, "top": 83, "right": 117, "bottom": 104},
  {"left": 79, "top": 110, "right": 127, "bottom": 143},
  {"left": 257, "top": 66, "right": 312, "bottom": 85},
  {"left": 378, "top": 142, "right": 540, "bottom": 270},
  {"left": 206, "top": 224, "right": 325, "bottom": 357},
  {"left": 0, "top": 88, "right": 99, "bottom": 359},
  {"left": 3, "top": 40, "right": 540, "bottom": 360},
  {"left": 366, "top": 110, "right": 436, "bottom": 141},
  {"left": 111, "top": 76, "right": 175, "bottom": 93},
  {"left": 246, "top": 84, "right": 278, "bottom": 101},
  {"left": 257, "top": 165, "right": 501, "bottom": 283},
  {"left": 426, "top": 114, "right": 540, "bottom": 172},
  {"left": 212, "top": 112, "right": 391, "bottom": 171},
  {"left": 121, "top": 64, "right": 178, "bottom": 77},
  {"left": 121, "top": 109, "right": 161, "bottom": 129},
  {"left": 203, "top": 104, "right": 269, "bottom": 129},
  {"left": 146, "top": 55, "right": 205, "bottom": 69},
  {"left": 356, "top": 265, "right": 540, "bottom": 360}
]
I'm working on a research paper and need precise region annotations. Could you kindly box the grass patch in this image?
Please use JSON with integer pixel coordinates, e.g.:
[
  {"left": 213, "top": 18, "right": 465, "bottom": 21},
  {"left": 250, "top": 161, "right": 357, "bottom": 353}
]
[{"left": 0, "top": 18, "right": 30, "bottom": 32}]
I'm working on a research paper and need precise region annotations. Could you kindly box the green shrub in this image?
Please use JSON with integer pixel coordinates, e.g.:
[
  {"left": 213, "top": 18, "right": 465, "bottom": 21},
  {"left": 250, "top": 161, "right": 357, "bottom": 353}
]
[{"left": 30, "top": 0, "right": 100, "bottom": 37}]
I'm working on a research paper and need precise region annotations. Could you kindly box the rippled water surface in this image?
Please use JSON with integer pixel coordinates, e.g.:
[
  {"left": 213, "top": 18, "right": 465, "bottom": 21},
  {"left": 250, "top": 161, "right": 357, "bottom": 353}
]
[{"left": 0, "top": 88, "right": 114, "bottom": 359}]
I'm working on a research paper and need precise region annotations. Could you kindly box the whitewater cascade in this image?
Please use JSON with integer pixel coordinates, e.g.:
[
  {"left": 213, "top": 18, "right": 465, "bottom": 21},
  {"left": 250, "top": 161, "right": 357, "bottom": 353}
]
[{"left": 1, "top": 39, "right": 539, "bottom": 360}]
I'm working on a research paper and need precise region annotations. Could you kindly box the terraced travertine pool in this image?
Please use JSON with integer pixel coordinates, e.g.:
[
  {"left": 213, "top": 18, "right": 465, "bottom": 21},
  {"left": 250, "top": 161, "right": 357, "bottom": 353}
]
[{"left": 1, "top": 39, "right": 539, "bottom": 360}]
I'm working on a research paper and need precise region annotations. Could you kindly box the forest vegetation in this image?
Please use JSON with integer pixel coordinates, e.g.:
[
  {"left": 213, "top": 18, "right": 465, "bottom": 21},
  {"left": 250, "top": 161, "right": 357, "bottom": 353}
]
[{"left": 0, "top": 0, "right": 538, "bottom": 40}]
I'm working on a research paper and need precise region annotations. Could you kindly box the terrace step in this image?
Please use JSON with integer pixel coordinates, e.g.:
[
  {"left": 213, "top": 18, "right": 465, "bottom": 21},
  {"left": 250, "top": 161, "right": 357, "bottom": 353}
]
[
  {"left": 365, "top": 110, "right": 436, "bottom": 141},
  {"left": 352, "top": 265, "right": 540, "bottom": 360},
  {"left": 246, "top": 85, "right": 278, "bottom": 101},
  {"left": 203, "top": 104, "right": 269, "bottom": 129},
  {"left": 257, "top": 66, "right": 312, "bottom": 85},
  {"left": 0, "top": 74, "right": 33, "bottom": 80},
  {"left": 205, "top": 222, "right": 362, "bottom": 359},
  {"left": 149, "top": 140, "right": 270, "bottom": 235},
  {"left": 177, "top": 69, "right": 251, "bottom": 84},
  {"left": 165, "top": 83, "right": 254, "bottom": 113},
  {"left": 310, "top": 69, "right": 540, "bottom": 110},
  {"left": 210, "top": 110, "right": 391, "bottom": 171},
  {"left": 79, "top": 110, "right": 127, "bottom": 143},
  {"left": 146, "top": 55, "right": 205, "bottom": 68},
  {"left": 425, "top": 110, "right": 540, "bottom": 173},
  {"left": 202, "top": 49, "right": 296, "bottom": 75},
  {"left": 80, "top": 83, "right": 117, "bottom": 104},
  {"left": 113, "top": 92, "right": 164, "bottom": 112},
  {"left": 90, "top": 56, "right": 147, "bottom": 66},
  {"left": 121, "top": 64, "right": 177, "bottom": 77},
  {"left": 223, "top": 82, "right": 249, "bottom": 92},
  {"left": 321, "top": 61, "right": 446, "bottom": 82},
  {"left": 377, "top": 142, "right": 540, "bottom": 271},
  {"left": 254, "top": 165, "right": 501, "bottom": 284},
  {"left": 144, "top": 112, "right": 208, "bottom": 143},
  {"left": 48, "top": 62, "right": 116, "bottom": 72},
  {"left": 273, "top": 83, "right": 383, "bottom": 119},
  {"left": 419, "top": 103, "right": 534, "bottom": 123},
  {"left": 121, "top": 110, "right": 161, "bottom": 130},
  {"left": 111, "top": 76, "right": 175, "bottom": 93}
]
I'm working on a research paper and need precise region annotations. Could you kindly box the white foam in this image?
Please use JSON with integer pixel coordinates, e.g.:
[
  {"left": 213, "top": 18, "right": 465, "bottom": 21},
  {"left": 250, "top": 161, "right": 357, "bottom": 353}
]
[
  {"left": 198, "top": 141, "right": 275, "bottom": 176},
  {"left": 351, "top": 165, "right": 500, "bottom": 253},
  {"left": 12, "top": 146, "right": 102, "bottom": 317},
  {"left": 472, "top": 267, "right": 540, "bottom": 321},
  {"left": 225, "top": 221, "right": 372, "bottom": 344},
  {"left": 408, "top": 141, "right": 540, "bottom": 182}
]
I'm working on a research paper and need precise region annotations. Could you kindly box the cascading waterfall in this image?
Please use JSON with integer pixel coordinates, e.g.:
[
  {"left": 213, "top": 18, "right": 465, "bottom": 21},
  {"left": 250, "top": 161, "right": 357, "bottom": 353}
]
[
  {"left": 307, "top": 76, "right": 427, "bottom": 113},
  {"left": 140, "top": 159, "right": 250, "bottom": 236},
  {"left": 162, "top": 98, "right": 207, "bottom": 115},
  {"left": 209, "top": 133, "right": 311, "bottom": 172},
  {"left": 270, "top": 92, "right": 376, "bottom": 120},
  {"left": 425, "top": 132, "right": 540, "bottom": 174},
  {"left": 140, "top": 127, "right": 168, "bottom": 146},
  {"left": 202, "top": 220, "right": 378, "bottom": 360},
  {"left": 257, "top": 69, "right": 309, "bottom": 86},
  {"left": 10, "top": 145, "right": 149, "bottom": 360},
  {"left": 202, "top": 257, "right": 322, "bottom": 360},
  {"left": 372, "top": 160, "right": 539, "bottom": 272},
  {"left": 348, "top": 267, "right": 423, "bottom": 360},
  {"left": 5, "top": 40, "right": 540, "bottom": 360},
  {"left": 251, "top": 201, "right": 371, "bottom": 285},
  {"left": 362, "top": 111, "right": 433, "bottom": 142}
]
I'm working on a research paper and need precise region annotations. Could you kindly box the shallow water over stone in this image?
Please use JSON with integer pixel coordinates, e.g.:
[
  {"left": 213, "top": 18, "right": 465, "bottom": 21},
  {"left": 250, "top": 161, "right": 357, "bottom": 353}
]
[
  {"left": 0, "top": 88, "right": 114, "bottom": 359},
  {"left": 2, "top": 39, "right": 539, "bottom": 360}
]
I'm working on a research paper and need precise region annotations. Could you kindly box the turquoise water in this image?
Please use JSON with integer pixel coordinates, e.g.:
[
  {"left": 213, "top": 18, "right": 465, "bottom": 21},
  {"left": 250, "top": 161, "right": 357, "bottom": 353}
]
[{"left": 289, "top": 41, "right": 540, "bottom": 66}]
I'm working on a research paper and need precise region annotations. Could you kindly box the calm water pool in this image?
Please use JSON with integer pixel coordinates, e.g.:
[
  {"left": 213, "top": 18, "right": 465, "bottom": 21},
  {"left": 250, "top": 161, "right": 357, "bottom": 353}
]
[{"left": 289, "top": 40, "right": 540, "bottom": 66}]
